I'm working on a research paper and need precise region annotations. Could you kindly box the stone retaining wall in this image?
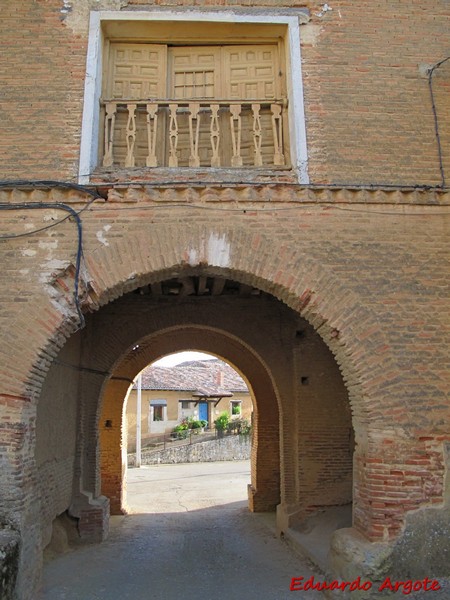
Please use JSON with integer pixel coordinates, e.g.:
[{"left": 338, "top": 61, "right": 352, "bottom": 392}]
[{"left": 128, "top": 435, "right": 251, "bottom": 467}]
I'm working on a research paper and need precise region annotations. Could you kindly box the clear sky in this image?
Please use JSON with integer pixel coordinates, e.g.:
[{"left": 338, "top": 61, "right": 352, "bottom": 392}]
[{"left": 153, "top": 351, "right": 217, "bottom": 367}]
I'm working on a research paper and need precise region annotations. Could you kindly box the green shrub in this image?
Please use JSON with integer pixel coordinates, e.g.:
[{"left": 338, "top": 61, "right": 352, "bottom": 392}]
[
  {"left": 174, "top": 423, "right": 188, "bottom": 432},
  {"left": 227, "top": 418, "right": 251, "bottom": 435},
  {"left": 214, "top": 411, "right": 229, "bottom": 431}
]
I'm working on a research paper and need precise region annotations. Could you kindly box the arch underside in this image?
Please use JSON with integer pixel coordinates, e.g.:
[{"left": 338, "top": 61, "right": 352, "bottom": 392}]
[{"left": 36, "top": 278, "right": 354, "bottom": 550}]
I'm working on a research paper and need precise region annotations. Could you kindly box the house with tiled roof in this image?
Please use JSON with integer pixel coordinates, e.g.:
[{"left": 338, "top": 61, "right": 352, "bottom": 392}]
[{"left": 126, "top": 358, "right": 252, "bottom": 448}]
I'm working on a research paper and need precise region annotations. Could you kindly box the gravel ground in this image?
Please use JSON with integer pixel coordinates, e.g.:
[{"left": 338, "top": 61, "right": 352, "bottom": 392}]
[
  {"left": 37, "top": 461, "right": 449, "bottom": 600},
  {"left": 38, "top": 461, "right": 325, "bottom": 600}
]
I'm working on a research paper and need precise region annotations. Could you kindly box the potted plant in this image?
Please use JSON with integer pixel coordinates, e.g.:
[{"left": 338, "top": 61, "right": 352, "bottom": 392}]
[
  {"left": 172, "top": 423, "right": 189, "bottom": 439},
  {"left": 214, "top": 411, "right": 229, "bottom": 438},
  {"left": 190, "top": 419, "right": 202, "bottom": 434}
]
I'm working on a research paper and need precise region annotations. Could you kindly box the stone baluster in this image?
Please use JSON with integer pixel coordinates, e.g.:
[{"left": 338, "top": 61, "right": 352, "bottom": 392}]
[
  {"left": 125, "top": 103, "right": 137, "bottom": 168},
  {"left": 210, "top": 104, "right": 220, "bottom": 167},
  {"left": 146, "top": 103, "right": 159, "bottom": 167},
  {"left": 168, "top": 103, "right": 179, "bottom": 168},
  {"left": 230, "top": 104, "right": 243, "bottom": 167},
  {"left": 188, "top": 102, "right": 201, "bottom": 168},
  {"left": 271, "top": 103, "right": 285, "bottom": 166},
  {"left": 251, "top": 103, "right": 263, "bottom": 167},
  {"left": 103, "top": 102, "right": 117, "bottom": 167}
]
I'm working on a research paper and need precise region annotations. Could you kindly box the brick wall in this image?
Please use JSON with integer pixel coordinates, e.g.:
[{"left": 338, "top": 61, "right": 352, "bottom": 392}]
[
  {"left": 1, "top": 185, "right": 449, "bottom": 595},
  {"left": 2, "top": 1, "right": 450, "bottom": 185},
  {"left": 1, "top": 186, "right": 449, "bottom": 594}
]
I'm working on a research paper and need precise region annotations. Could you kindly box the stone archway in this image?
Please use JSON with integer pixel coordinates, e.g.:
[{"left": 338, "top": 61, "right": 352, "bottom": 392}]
[
  {"left": 8, "top": 221, "right": 434, "bottom": 598},
  {"left": 46, "top": 271, "right": 353, "bottom": 553},
  {"left": 99, "top": 324, "right": 281, "bottom": 516}
]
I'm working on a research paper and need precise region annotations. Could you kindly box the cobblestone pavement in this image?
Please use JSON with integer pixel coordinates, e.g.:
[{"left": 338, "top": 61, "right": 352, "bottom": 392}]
[{"left": 38, "top": 461, "right": 324, "bottom": 600}]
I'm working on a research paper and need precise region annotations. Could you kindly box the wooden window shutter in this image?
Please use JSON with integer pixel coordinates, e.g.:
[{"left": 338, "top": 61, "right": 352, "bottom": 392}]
[
  {"left": 169, "top": 46, "right": 221, "bottom": 99},
  {"left": 106, "top": 43, "right": 167, "bottom": 99},
  {"left": 104, "top": 43, "right": 167, "bottom": 166},
  {"left": 223, "top": 45, "right": 281, "bottom": 166},
  {"left": 168, "top": 47, "right": 221, "bottom": 166},
  {"left": 223, "top": 45, "right": 280, "bottom": 100}
]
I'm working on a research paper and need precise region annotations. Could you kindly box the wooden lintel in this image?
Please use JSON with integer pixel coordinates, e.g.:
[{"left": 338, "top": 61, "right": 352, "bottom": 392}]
[
  {"left": 180, "top": 277, "right": 196, "bottom": 296},
  {"left": 212, "top": 278, "right": 226, "bottom": 295},
  {"left": 151, "top": 282, "right": 162, "bottom": 296},
  {"left": 197, "top": 276, "right": 208, "bottom": 295},
  {"left": 239, "top": 284, "right": 253, "bottom": 297}
]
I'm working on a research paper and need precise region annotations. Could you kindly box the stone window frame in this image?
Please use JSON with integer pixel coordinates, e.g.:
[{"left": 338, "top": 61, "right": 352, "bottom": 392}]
[
  {"left": 78, "top": 10, "right": 309, "bottom": 184},
  {"left": 150, "top": 398, "right": 167, "bottom": 422}
]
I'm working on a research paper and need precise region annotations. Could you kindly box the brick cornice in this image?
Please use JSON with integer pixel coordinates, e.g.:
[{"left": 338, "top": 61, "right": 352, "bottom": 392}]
[{"left": 1, "top": 184, "right": 450, "bottom": 207}]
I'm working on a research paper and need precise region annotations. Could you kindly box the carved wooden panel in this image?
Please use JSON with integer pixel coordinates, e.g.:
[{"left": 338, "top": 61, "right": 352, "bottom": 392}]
[
  {"left": 169, "top": 47, "right": 221, "bottom": 167},
  {"left": 223, "top": 45, "right": 280, "bottom": 100},
  {"left": 105, "top": 44, "right": 167, "bottom": 166},
  {"left": 169, "top": 47, "right": 220, "bottom": 100},
  {"left": 106, "top": 43, "right": 167, "bottom": 99},
  {"left": 224, "top": 45, "right": 280, "bottom": 166}
]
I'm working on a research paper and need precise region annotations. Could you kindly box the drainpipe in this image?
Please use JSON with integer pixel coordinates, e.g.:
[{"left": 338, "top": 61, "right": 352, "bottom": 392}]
[{"left": 136, "top": 373, "right": 142, "bottom": 468}]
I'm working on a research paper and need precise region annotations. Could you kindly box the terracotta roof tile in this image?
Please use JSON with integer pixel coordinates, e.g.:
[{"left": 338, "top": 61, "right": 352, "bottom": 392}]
[{"left": 137, "top": 359, "right": 248, "bottom": 395}]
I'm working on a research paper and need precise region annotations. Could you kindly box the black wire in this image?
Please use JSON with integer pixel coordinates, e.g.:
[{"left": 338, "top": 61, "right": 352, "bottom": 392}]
[
  {"left": 427, "top": 56, "right": 450, "bottom": 188},
  {"left": 0, "top": 212, "right": 73, "bottom": 239},
  {"left": 1, "top": 177, "right": 449, "bottom": 196},
  {"left": 0, "top": 179, "right": 103, "bottom": 200},
  {"left": 0, "top": 202, "right": 85, "bottom": 328},
  {"left": 85, "top": 201, "right": 450, "bottom": 216},
  {"left": 0, "top": 180, "right": 102, "bottom": 239},
  {"left": 0, "top": 183, "right": 103, "bottom": 327},
  {"left": 0, "top": 166, "right": 448, "bottom": 336}
]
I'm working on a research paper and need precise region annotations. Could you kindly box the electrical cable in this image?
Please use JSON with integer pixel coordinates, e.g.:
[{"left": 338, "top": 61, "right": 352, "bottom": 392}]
[
  {"left": 0, "top": 166, "right": 448, "bottom": 337},
  {"left": 84, "top": 201, "right": 450, "bottom": 217},
  {"left": 0, "top": 211, "right": 73, "bottom": 240},
  {"left": 0, "top": 54, "right": 448, "bottom": 335},
  {"left": 0, "top": 202, "right": 85, "bottom": 328},
  {"left": 0, "top": 181, "right": 102, "bottom": 239},
  {"left": 427, "top": 56, "right": 450, "bottom": 188},
  {"left": 0, "top": 179, "right": 103, "bottom": 200}
]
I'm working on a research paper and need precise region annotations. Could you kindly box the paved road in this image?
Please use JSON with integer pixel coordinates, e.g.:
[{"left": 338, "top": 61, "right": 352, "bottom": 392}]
[{"left": 38, "top": 461, "right": 324, "bottom": 600}]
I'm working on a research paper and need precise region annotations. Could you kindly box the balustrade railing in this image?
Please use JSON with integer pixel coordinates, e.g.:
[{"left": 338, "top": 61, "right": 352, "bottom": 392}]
[{"left": 101, "top": 99, "right": 287, "bottom": 169}]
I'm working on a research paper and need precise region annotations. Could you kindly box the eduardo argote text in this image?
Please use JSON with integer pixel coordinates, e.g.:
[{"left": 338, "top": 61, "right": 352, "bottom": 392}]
[{"left": 290, "top": 575, "right": 441, "bottom": 595}]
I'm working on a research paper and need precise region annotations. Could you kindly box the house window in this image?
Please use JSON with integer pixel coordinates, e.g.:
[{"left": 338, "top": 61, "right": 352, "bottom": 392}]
[
  {"left": 153, "top": 405, "right": 164, "bottom": 421},
  {"left": 231, "top": 401, "right": 242, "bottom": 415},
  {"left": 79, "top": 11, "right": 309, "bottom": 183},
  {"left": 150, "top": 399, "right": 167, "bottom": 422},
  {"left": 181, "top": 400, "right": 191, "bottom": 409},
  {"left": 101, "top": 42, "right": 287, "bottom": 169}
]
